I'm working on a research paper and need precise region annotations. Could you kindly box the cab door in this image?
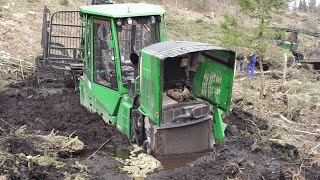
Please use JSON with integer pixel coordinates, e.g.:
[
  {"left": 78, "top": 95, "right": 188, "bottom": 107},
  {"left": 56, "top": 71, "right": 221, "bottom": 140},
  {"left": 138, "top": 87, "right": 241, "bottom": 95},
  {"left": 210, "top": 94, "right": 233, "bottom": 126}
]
[
  {"left": 192, "top": 49, "right": 235, "bottom": 112},
  {"left": 90, "top": 17, "right": 121, "bottom": 117}
]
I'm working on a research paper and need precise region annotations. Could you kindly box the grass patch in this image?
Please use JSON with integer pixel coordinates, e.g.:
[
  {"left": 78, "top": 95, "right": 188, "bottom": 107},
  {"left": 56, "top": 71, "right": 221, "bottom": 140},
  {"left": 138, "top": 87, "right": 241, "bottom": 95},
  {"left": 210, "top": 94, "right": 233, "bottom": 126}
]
[
  {"left": 20, "top": 153, "right": 65, "bottom": 169},
  {"left": 166, "top": 10, "right": 220, "bottom": 45},
  {"left": 33, "top": 155, "right": 65, "bottom": 169},
  {"left": 60, "top": 0, "right": 69, "bottom": 6},
  {"left": 0, "top": 74, "right": 11, "bottom": 90}
]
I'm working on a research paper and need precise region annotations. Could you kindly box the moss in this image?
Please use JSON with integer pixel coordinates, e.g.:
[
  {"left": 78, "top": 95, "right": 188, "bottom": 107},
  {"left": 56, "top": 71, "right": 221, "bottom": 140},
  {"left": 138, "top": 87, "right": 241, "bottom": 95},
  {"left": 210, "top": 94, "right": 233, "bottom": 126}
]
[{"left": 32, "top": 155, "right": 65, "bottom": 169}]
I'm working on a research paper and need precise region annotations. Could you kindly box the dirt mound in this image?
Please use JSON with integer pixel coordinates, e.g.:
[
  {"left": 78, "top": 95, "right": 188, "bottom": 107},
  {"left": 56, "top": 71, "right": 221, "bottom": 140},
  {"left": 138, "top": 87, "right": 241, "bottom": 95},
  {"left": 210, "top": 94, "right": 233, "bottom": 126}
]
[{"left": 226, "top": 107, "right": 269, "bottom": 135}]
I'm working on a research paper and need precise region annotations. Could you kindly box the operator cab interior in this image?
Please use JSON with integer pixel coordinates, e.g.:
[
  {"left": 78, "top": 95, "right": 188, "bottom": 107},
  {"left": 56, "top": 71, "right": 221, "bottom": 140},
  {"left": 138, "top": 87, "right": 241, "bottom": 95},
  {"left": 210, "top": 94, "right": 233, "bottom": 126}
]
[
  {"left": 92, "top": 15, "right": 162, "bottom": 90},
  {"left": 116, "top": 16, "right": 161, "bottom": 88}
]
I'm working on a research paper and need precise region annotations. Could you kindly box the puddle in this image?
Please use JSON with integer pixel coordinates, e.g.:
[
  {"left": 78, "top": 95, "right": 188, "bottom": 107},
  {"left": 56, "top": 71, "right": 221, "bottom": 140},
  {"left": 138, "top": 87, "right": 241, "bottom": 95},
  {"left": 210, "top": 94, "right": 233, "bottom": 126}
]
[
  {"left": 156, "top": 152, "right": 207, "bottom": 171},
  {"left": 118, "top": 145, "right": 162, "bottom": 179},
  {"left": 76, "top": 145, "right": 208, "bottom": 179},
  {"left": 63, "top": 145, "right": 131, "bottom": 160}
]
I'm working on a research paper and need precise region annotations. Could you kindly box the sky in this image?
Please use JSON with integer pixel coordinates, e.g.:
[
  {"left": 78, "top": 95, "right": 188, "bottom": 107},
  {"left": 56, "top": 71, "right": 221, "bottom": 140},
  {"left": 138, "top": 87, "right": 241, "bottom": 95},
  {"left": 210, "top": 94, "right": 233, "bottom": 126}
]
[{"left": 289, "top": 0, "right": 320, "bottom": 7}]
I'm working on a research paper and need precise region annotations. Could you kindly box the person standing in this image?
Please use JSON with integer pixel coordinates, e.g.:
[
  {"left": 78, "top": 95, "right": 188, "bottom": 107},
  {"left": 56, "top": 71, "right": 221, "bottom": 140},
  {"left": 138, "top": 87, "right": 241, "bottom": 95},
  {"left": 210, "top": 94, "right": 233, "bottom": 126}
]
[
  {"left": 246, "top": 52, "right": 257, "bottom": 77},
  {"left": 236, "top": 53, "right": 244, "bottom": 72}
]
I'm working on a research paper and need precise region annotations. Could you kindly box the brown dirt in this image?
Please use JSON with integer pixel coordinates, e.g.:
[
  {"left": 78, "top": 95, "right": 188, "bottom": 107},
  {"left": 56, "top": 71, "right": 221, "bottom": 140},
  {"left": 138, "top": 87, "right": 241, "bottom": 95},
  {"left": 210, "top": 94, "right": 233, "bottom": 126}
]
[
  {"left": 0, "top": 78, "right": 130, "bottom": 179},
  {"left": 148, "top": 107, "right": 320, "bottom": 180},
  {"left": 1, "top": 74, "right": 320, "bottom": 179},
  {"left": 1, "top": 0, "right": 320, "bottom": 179}
]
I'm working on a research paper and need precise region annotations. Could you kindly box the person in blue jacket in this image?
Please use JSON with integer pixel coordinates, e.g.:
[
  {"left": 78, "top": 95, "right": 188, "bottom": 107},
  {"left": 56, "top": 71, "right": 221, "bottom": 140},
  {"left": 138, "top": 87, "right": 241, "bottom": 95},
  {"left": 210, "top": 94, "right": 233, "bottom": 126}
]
[{"left": 246, "top": 52, "right": 257, "bottom": 77}]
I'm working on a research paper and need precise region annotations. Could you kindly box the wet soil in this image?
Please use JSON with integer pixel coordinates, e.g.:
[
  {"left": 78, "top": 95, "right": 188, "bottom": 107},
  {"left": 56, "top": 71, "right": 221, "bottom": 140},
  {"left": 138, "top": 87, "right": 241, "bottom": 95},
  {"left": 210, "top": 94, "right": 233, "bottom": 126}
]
[
  {"left": 0, "top": 79, "right": 130, "bottom": 179},
  {"left": 0, "top": 75, "right": 319, "bottom": 179},
  {"left": 147, "top": 107, "right": 320, "bottom": 180}
]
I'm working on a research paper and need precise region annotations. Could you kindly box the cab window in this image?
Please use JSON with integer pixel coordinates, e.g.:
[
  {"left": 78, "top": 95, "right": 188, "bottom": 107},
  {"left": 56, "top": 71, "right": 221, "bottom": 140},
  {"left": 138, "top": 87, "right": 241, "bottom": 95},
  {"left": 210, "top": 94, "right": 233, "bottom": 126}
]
[
  {"left": 84, "top": 17, "right": 91, "bottom": 78},
  {"left": 93, "top": 19, "right": 118, "bottom": 90},
  {"left": 117, "top": 16, "right": 160, "bottom": 87}
]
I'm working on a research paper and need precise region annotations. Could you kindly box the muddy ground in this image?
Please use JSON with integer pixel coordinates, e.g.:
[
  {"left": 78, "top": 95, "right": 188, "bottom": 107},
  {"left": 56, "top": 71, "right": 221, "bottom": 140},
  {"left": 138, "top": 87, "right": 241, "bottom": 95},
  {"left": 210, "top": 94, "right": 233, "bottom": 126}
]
[
  {"left": 0, "top": 79, "right": 130, "bottom": 179},
  {"left": 0, "top": 74, "right": 319, "bottom": 180}
]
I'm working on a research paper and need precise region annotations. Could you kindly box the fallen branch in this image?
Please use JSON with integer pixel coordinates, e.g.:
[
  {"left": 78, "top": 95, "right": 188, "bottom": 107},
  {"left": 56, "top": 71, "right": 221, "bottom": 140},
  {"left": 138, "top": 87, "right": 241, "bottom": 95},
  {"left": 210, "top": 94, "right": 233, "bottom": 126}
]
[
  {"left": 311, "top": 143, "right": 320, "bottom": 152},
  {"left": 293, "top": 129, "right": 318, "bottom": 136},
  {"left": 68, "top": 131, "right": 76, "bottom": 138},
  {"left": 245, "top": 118, "right": 261, "bottom": 138},
  {"left": 282, "top": 53, "right": 288, "bottom": 84},
  {"left": 271, "top": 113, "right": 306, "bottom": 126},
  {"left": 0, "top": 118, "right": 17, "bottom": 130},
  {"left": 88, "top": 137, "right": 113, "bottom": 159},
  {"left": 0, "top": 126, "right": 5, "bottom": 133},
  {"left": 278, "top": 114, "right": 294, "bottom": 124}
]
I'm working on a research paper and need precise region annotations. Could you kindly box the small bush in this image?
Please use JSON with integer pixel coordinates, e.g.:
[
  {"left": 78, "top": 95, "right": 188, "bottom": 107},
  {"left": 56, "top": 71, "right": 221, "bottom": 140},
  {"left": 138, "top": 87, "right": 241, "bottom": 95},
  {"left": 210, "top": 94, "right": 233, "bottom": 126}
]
[{"left": 60, "top": 0, "right": 69, "bottom": 6}]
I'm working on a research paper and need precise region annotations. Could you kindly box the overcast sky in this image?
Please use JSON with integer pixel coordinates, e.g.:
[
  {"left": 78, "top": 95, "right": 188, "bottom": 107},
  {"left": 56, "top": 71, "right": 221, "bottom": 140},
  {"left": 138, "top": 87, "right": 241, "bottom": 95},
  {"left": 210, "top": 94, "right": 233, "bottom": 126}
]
[{"left": 289, "top": 0, "right": 320, "bottom": 7}]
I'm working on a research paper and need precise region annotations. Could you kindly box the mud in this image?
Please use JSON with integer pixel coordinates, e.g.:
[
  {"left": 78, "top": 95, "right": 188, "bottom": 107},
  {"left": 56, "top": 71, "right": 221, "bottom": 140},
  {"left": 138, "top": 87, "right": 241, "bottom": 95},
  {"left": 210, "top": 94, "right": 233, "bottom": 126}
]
[
  {"left": 147, "top": 107, "right": 320, "bottom": 180},
  {"left": 0, "top": 79, "right": 130, "bottom": 179},
  {"left": 0, "top": 84, "right": 128, "bottom": 149},
  {"left": 1, "top": 77, "right": 320, "bottom": 179}
]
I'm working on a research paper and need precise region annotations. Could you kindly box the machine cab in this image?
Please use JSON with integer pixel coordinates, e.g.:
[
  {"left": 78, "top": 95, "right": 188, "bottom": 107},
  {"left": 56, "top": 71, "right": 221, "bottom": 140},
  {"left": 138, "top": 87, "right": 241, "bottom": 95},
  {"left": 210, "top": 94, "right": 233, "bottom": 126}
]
[{"left": 79, "top": 4, "right": 167, "bottom": 120}]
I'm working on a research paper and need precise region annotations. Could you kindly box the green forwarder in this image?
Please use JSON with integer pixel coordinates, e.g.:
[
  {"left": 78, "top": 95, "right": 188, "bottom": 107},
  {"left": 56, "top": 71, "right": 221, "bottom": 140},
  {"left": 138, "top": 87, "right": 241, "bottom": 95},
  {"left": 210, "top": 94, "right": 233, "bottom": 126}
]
[{"left": 41, "top": 3, "right": 235, "bottom": 156}]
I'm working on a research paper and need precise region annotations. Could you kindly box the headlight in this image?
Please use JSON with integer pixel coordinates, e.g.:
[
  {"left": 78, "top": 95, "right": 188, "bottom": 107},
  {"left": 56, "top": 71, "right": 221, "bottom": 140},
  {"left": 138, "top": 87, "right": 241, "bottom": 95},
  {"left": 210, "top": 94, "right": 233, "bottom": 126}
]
[
  {"left": 150, "top": 16, "right": 156, "bottom": 24},
  {"left": 116, "top": 19, "right": 122, "bottom": 26},
  {"left": 191, "top": 105, "right": 210, "bottom": 119},
  {"left": 127, "top": 18, "right": 132, "bottom": 25},
  {"left": 162, "top": 108, "right": 184, "bottom": 124}
]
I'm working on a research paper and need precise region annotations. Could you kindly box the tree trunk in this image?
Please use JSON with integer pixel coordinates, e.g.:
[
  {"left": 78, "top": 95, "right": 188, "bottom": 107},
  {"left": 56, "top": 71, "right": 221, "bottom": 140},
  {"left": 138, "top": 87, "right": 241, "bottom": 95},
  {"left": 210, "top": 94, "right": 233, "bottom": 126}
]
[
  {"left": 259, "top": 56, "right": 266, "bottom": 99},
  {"left": 282, "top": 53, "right": 288, "bottom": 84}
]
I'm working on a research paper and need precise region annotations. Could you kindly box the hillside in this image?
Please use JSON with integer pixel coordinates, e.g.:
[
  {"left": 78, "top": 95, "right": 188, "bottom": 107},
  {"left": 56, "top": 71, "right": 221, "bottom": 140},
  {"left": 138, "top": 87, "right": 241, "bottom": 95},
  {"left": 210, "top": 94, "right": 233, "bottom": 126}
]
[{"left": 0, "top": 0, "right": 320, "bottom": 179}]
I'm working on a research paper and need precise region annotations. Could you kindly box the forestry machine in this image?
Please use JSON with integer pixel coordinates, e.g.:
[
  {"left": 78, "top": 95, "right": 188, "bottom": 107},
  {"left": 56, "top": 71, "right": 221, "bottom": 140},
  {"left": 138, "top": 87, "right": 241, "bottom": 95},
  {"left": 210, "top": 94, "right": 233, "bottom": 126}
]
[
  {"left": 40, "top": 3, "right": 235, "bottom": 155},
  {"left": 269, "top": 25, "right": 320, "bottom": 70}
]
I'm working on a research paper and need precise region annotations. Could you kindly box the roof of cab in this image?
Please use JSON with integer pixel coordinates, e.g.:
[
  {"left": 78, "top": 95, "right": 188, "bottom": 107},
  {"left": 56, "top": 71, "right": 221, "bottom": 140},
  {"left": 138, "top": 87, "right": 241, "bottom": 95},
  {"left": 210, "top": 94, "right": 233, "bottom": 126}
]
[
  {"left": 142, "top": 41, "right": 234, "bottom": 59},
  {"left": 80, "top": 3, "right": 165, "bottom": 18}
]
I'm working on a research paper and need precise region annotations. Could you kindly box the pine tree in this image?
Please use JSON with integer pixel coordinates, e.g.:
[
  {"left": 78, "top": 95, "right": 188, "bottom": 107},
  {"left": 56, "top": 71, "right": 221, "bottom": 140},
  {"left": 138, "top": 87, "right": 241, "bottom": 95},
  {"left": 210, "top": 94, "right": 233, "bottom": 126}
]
[
  {"left": 298, "top": 0, "right": 303, "bottom": 11},
  {"left": 292, "top": 0, "right": 297, "bottom": 11},
  {"left": 234, "top": 0, "right": 286, "bottom": 99},
  {"left": 301, "top": 0, "right": 307, "bottom": 12},
  {"left": 218, "top": 14, "right": 248, "bottom": 51},
  {"left": 309, "top": 0, "right": 316, "bottom": 12}
]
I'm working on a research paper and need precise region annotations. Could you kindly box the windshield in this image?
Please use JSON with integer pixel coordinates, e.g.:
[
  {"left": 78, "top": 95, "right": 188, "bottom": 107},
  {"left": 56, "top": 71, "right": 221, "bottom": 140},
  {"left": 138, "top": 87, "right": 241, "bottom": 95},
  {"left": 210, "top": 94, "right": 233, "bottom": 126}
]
[
  {"left": 117, "top": 16, "right": 161, "bottom": 86},
  {"left": 117, "top": 17, "right": 160, "bottom": 59}
]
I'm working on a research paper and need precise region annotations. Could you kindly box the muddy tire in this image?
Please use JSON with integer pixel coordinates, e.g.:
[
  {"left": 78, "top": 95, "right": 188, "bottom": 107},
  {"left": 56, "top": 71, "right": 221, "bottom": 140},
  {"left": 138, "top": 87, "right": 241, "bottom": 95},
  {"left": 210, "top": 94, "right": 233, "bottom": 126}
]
[
  {"left": 130, "top": 119, "right": 138, "bottom": 144},
  {"left": 63, "top": 71, "right": 75, "bottom": 88},
  {"left": 142, "top": 140, "right": 152, "bottom": 155}
]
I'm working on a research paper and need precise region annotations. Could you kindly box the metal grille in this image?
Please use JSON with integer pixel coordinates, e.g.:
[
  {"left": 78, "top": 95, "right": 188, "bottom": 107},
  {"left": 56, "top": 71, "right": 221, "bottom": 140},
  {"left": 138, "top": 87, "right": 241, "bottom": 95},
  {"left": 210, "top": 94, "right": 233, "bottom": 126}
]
[
  {"left": 154, "top": 120, "right": 213, "bottom": 156},
  {"left": 122, "top": 108, "right": 128, "bottom": 134},
  {"left": 47, "top": 10, "right": 84, "bottom": 70},
  {"left": 142, "top": 76, "right": 155, "bottom": 115}
]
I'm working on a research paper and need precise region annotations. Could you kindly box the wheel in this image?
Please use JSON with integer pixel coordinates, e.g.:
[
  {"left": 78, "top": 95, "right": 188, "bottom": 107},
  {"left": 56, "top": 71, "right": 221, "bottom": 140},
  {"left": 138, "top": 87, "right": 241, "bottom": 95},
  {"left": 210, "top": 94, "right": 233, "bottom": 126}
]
[
  {"left": 142, "top": 140, "right": 152, "bottom": 154},
  {"left": 130, "top": 117, "right": 139, "bottom": 144}
]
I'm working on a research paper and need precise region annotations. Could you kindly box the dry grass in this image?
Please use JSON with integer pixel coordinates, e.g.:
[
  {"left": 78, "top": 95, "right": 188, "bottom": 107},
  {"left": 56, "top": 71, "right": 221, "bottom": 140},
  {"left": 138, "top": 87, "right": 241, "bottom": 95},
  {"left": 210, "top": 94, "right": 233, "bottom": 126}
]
[{"left": 233, "top": 67, "right": 320, "bottom": 159}]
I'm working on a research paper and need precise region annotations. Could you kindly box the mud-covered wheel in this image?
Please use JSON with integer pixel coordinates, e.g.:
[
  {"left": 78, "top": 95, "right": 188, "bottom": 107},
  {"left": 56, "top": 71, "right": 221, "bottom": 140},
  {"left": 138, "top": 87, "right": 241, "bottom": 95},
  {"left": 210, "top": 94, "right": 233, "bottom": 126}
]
[
  {"left": 130, "top": 119, "right": 138, "bottom": 144},
  {"left": 63, "top": 71, "right": 75, "bottom": 88},
  {"left": 142, "top": 140, "right": 152, "bottom": 155}
]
